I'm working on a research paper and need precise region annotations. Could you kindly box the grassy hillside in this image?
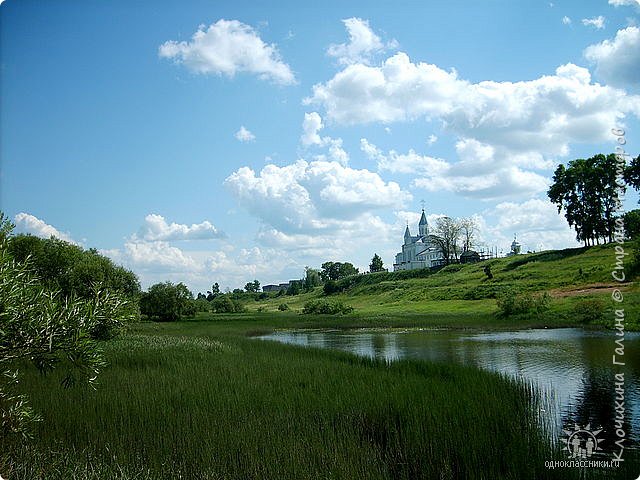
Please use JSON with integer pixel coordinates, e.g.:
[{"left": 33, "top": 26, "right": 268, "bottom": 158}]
[{"left": 246, "top": 244, "right": 639, "bottom": 330}]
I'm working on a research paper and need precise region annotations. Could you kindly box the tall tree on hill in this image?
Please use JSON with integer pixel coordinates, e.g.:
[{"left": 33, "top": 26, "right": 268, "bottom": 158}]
[
  {"left": 459, "top": 217, "right": 478, "bottom": 252},
  {"left": 624, "top": 154, "right": 640, "bottom": 199},
  {"left": 320, "top": 262, "right": 359, "bottom": 281},
  {"left": 548, "top": 154, "right": 624, "bottom": 246},
  {"left": 369, "top": 254, "right": 384, "bottom": 273},
  {"left": 431, "top": 217, "right": 462, "bottom": 265}
]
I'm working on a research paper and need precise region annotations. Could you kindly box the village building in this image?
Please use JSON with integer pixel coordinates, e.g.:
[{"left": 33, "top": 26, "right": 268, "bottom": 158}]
[{"left": 393, "top": 209, "right": 445, "bottom": 271}]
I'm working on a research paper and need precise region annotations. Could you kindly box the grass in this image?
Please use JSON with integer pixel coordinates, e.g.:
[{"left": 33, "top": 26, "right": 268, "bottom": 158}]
[
  {"left": 3, "top": 319, "right": 638, "bottom": 479},
  {"left": 3, "top": 243, "right": 639, "bottom": 478},
  {"left": 246, "top": 243, "right": 640, "bottom": 331}
]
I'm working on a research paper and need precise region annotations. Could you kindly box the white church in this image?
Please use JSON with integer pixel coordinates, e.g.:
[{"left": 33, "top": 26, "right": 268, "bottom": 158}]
[{"left": 393, "top": 209, "right": 445, "bottom": 271}]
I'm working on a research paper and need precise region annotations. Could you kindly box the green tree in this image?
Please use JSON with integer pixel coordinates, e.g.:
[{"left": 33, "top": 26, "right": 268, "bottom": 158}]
[
  {"left": 548, "top": 154, "right": 623, "bottom": 246},
  {"left": 244, "top": 279, "right": 260, "bottom": 293},
  {"left": 320, "top": 262, "right": 359, "bottom": 281},
  {"left": 369, "top": 254, "right": 384, "bottom": 273},
  {"left": 0, "top": 216, "right": 136, "bottom": 436},
  {"left": 624, "top": 154, "right": 640, "bottom": 194},
  {"left": 623, "top": 209, "right": 640, "bottom": 240},
  {"left": 303, "top": 267, "right": 322, "bottom": 290},
  {"left": 206, "top": 282, "right": 221, "bottom": 300},
  {"left": 139, "top": 282, "right": 196, "bottom": 321},
  {"left": 7, "top": 234, "right": 140, "bottom": 301}
]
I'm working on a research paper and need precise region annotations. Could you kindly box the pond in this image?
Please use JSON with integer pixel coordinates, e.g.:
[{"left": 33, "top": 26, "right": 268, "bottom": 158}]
[{"left": 259, "top": 327, "right": 640, "bottom": 452}]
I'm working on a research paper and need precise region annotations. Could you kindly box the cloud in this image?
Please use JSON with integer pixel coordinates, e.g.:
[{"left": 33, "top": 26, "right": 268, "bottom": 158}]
[
  {"left": 480, "top": 198, "right": 580, "bottom": 252},
  {"left": 584, "top": 26, "right": 640, "bottom": 89},
  {"left": 300, "top": 112, "right": 323, "bottom": 145},
  {"left": 14, "top": 213, "right": 77, "bottom": 244},
  {"left": 327, "top": 18, "right": 397, "bottom": 65},
  {"left": 608, "top": 0, "right": 640, "bottom": 6},
  {"left": 121, "top": 240, "right": 201, "bottom": 272},
  {"left": 562, "top": 16, "right": 572, "bottom": 25},
  {"left": 159, "top": 19, "right": 296, "bottom": 85},
  {"left": 225, "top": 159, "right": 411, "bottom": 234},
  {"left": 306, "top": 52, "right": 640, "bottom": 160},
  {"left": 300, "top": 112, "right": 349, "bottom": 165},
  {"left": 427, "top": 134, "right": 438, "bottom": 146},
  {"left": 361, "top": 138, "right": 550, "bottom": 200},
  {"left": 582, "top": 16, "right": 606, "bottom": 29},
  {"left": 136, "top": 214, "right": 225, "bottom": 241},
  {"left": 235, "top": 126, "right": 256, "bottom": 142}
]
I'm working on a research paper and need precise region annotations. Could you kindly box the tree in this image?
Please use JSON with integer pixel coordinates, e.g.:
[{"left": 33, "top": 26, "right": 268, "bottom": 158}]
[
  {"left": 320, "top": 262, "right": 359, "bottom": 281},
  {"left": 623, "top": 209, "right": 640, "bottom": 240},
  {"left": 7, "top": 234, "right": 140, "bottom": 302},
  {"left": 244, "top": 279, "right": 260, "bottom": 293},
  {"left": 206, "top": 282, "right": 220, "bottom": 301},
  {"left": 302, "top": 267, "right": 322, "bottom": 291},
  {"left": 548, "top": 154, "right": 624, "bottom": 246},
  {"left": 624, "top": 154, "right": 640, "bottom": 194},
  {"left": 369, "top": 254, "right": 384, "bottom": 273},
  {"left": 0, "top": 215, "right": 136, "bottom": 436},
  {"left": 139, "top": 282, "right": 196, "bottom": 321},
  {"left": 459, "top": 217, "right": 478, "bottom": 252},
  {"left": 431, "top": 217, "right": 462, "bottom": 265}
]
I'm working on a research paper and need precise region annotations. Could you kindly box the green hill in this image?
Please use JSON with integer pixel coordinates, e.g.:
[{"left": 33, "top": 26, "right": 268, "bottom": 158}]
[{"left": 246, "top": 243, "right": 639, "bottom": 330}]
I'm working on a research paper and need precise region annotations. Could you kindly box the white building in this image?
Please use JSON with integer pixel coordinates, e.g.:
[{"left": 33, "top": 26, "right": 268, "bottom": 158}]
[{"left": 393, "top": 209, "right": 444, "bottom": 271}]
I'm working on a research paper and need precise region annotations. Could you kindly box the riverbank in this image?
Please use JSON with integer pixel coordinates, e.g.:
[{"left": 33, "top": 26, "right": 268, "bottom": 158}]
[
  {"left": 238, "top": 243, "right": 639, "bottom": 331},
  {"left": 3, "top": 318, "right": 638, "bottom": 480}
]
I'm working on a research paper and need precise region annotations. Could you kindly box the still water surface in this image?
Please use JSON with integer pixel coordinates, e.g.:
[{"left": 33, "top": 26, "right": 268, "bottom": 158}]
[{"left": 259, "top": 327, "right": 639, "bottom": 449}]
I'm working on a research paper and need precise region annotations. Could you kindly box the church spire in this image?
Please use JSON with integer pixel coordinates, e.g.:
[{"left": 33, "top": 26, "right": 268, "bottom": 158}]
[{"left": 418, "top": 208, "right": 429, "bottom": 236}]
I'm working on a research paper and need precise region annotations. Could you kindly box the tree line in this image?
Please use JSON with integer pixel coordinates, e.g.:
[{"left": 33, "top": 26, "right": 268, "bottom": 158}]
[{"left": 548, "top": 153, "right": 640, "bottom": 246}]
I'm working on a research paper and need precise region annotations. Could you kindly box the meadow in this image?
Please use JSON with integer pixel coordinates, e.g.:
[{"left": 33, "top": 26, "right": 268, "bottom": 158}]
[
  {"left": 2, "top": 243, "right": 639, "bottom": 479},
  {"left": 246, "top": 244, "right": 640, "bottom": 331},
  {"left": 2, "top": 317, "right": 638, "bottom": 479}
]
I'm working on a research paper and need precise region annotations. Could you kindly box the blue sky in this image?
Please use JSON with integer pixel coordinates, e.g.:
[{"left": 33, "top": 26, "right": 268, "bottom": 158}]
[{"left": 2, "top": 0, "right": 640, "bottom": 292}]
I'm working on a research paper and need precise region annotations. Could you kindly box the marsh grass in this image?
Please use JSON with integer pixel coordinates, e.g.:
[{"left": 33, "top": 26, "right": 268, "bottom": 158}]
[{"left": 0, "top": 320, "right": 608, "bottom": 479}]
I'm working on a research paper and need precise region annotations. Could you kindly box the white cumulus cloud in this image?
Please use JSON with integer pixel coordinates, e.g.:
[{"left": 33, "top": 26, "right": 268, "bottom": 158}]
[
  {"left": 14, "top": 213, "right": 77, "bottom": 244},
  {"left": 327, "top": 17, "right": 397, "bottom": 65},
  {"left": 235, "top": 126, "right": 256, "bottom": 142},
  {"left": 225, "top": 159, "right": 411, "bottom": 234},
  {"left": 562, "top": 16, "right": 572, "bottom": 25},
  {"left": 159, "top": 19, "right": 296, "bottom": 85},
  {"left": 306, "top": 52, "right": 640, "bottom": 160},
  {"left": 608, "top": 0, "right": 640, "bottom": 6},
  {"left": 584, "top": 26, "right": 640, "bottom": 89},
  {"left": 137, "top": 214, "right": 225, "bottom": 241}
]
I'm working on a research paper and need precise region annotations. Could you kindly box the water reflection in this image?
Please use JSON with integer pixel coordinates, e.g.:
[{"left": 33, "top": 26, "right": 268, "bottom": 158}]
[{"left": 259, "top": 328, "right": 640, "bottom": 448}]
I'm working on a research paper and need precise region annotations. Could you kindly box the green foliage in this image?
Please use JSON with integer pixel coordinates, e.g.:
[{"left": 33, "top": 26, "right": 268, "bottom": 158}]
[
  {"left": 573, "top": 298, "right": 605, "bottom": 324},
  {"left": 320, "top": 261, "right": 359, "bottom": 282},
  {"left": 302, "top": 299, "right": 354, "bottom": 315},
  {"left": 286, "top": 280, "right": 303, "bottom": 296},
  {"left": 496, "top": 288, "right": 551, "bottom": 316},
  {"left": 139, "top": 282, "right": 196, "bottom": 321},
  {"left": 548, "top": 154, "right": 623, "bottom": 246},
  {"left": 2, "top": 322, "right": 609, "bottom": 479},
  {"left": 302, "top": 267, "right": 322, "bottom": 291},
  {"left": 278, "top": 303, "right": 289, "bottom": 311},
  {"left": 0, "top": 233, "right": 136, "bottom": 438},
  {"left": 7, "top": 234, "right": 141, "bottom": 303},
  {"left": 244, "top": 279, "right": 260, "bottom": 293},
  {"left": 369, "top": 253, "right": 384, "bottom": 273},
  {"left": 623, "top": 209, "right": 640, "bottom": 240},
  {"left": 210, "top": 295, "right": 245, "bottom": 313}
]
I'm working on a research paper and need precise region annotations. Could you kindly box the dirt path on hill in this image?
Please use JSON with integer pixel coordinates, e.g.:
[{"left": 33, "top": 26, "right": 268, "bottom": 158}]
[{"left": 549, "top": 282, "right": 633, "bottom": 298}]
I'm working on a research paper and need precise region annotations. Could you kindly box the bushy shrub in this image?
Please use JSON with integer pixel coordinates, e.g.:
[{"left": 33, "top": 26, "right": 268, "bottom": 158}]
[
  {"left": 278, "top": 303, "right": 289, "bottom": 311},
  {"left": 573, "top": 298, "right": 605, "bottom": 323},
  {"left": 302, "top": 300, "right": 354, "bottom": 315},
  {"left": 496, "top": 288, "right": 551, "bottom": 316},
  {"left": 211, "top": 295, "right": 245, "bottom": 313},
  {"left": 140, "top": 282, "right": 196, "bottom": 321}
]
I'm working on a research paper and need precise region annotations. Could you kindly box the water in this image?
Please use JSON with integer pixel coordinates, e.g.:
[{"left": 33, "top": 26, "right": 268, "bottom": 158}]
[{"left": 259, "top": 327, "right": 640, "bottom": 450}]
